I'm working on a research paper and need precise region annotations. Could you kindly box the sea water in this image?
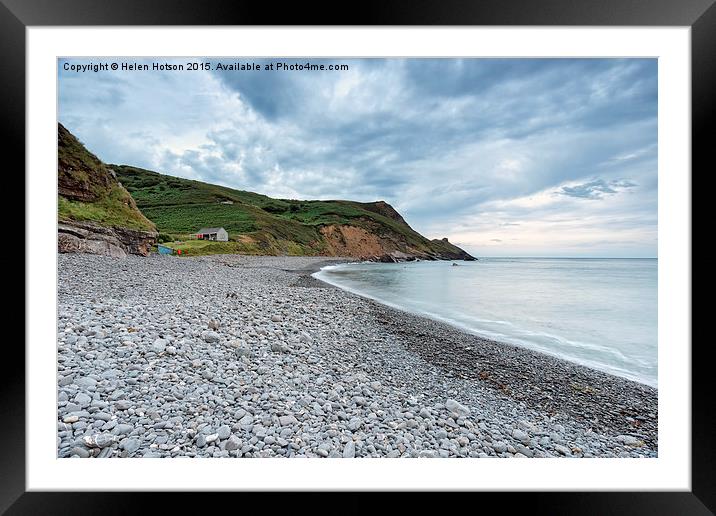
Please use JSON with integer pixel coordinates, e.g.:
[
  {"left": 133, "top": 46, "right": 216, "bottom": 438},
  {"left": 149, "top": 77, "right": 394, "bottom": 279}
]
[{"left": 314, "top": 258, "right": 657, "bottom": 387}]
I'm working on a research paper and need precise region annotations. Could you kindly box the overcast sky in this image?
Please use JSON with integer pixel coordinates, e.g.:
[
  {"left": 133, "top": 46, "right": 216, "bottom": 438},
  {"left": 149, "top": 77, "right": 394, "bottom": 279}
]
[{"left": 59, "top": 58, "right": 657, "bottom": 257}]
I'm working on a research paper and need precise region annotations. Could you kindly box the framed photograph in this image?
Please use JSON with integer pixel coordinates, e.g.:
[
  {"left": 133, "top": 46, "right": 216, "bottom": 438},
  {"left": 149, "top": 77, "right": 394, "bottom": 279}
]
[{"left": 7, "top": 0, "right": 707, "bottom": 513}]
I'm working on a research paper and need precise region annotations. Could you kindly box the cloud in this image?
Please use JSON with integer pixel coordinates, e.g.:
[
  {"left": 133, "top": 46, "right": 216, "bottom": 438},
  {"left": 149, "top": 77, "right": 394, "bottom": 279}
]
[
  {"left": 559, "top": 179, "right": 637, "bottom": 199},
  {"left": 58, "top": 57, "right": 657, "bottom": 257}
]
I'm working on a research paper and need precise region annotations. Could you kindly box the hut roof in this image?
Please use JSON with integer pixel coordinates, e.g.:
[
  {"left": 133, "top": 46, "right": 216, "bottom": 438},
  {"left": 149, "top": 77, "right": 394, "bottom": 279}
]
[{"left": 196, "top": 227, "right": 225, "bottom": 234}]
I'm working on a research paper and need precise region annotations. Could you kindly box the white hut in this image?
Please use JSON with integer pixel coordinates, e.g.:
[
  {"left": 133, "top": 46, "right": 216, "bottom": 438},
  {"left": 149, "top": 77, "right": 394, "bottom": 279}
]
[{"left": 195, "top": 227, "right": 228, "bottom": 241}]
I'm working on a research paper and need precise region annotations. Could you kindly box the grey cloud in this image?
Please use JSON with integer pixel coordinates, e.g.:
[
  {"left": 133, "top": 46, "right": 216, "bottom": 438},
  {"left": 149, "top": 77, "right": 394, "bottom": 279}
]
[
  {"left": 58, "top": 57, "right": 657, "bottom": 256},
  {"left": 210, "top": 58, "right": 373, "bottom": 121},
  {"left": 559, "top": 179, "right": 637, "bottom": 199}
]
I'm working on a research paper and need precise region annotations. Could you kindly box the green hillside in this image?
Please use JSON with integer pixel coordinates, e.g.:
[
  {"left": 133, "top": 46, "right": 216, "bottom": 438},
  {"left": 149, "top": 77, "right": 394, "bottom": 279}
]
[
  {"left": 58, "top": 124, "right": 156, "bottom": 232},
  {"left": 114, "top": 165, "right": 474, "bottom": 259}
]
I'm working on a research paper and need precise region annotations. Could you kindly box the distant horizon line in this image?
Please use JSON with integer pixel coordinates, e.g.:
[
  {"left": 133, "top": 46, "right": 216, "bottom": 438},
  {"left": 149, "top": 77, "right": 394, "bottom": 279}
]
[{"left": 466, "top": 256, "right": 657, "bottom": 260}]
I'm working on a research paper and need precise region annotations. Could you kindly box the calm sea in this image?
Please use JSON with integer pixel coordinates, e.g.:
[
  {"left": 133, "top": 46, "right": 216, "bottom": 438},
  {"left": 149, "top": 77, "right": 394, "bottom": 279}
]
[{"left": 313, "top": 258, "right": 657, "bottom": 387}]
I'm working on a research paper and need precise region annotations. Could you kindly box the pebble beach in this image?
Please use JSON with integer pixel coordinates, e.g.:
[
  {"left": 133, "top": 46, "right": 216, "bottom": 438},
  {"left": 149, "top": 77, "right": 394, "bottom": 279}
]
[{"left": 57, "top": 254, "right": 658, "bottom": 458}]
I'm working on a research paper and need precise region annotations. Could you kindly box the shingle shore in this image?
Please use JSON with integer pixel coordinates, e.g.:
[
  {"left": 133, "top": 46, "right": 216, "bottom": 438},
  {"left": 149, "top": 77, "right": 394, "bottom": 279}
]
[{"left": 57, "top": 254, "right": 657, "bottom": 458}]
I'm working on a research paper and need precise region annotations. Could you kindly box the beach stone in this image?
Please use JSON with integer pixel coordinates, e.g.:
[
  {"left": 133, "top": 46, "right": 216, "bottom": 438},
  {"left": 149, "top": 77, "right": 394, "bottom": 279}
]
[
  {"left": 617, "top": 435, "right": 640, "bottom": 446},
  {"left": 348, "top": 417, "right": 362, "bottom": 431},
  {"left": 217, "top": 425, "right": 231, "bottom": 440},
  {"left": 151, "top": 338, "right": 167, "bottom": 353},
  {"left": 343, "top": 441, "right": 356, "bottom": 458},
  {"left": 553, "top": 444, "right": 572, "bottom": 456},
  {"left": 65, "top": 403, "right": 82, "bottom": 413},
  {"left": 491, "top": 441, "right": 507, "bottom": 453},
  {"left": 445, "top": 399, "right": 470, "bottom": 418},
  {"left": 225, "top": 435, "right": 242, "bottom": 451},
  {"left": 70, "top": 446, "right": 90, "bottom": 458},
  {"left": 239, "top": 414, "right": 254, "bottom": 427},
  {"left": 279, "top": 415, "right": 298, "bottom": 426},
  {"left": 102, "top": 420, "right": 117, "bottom": 431},
  {"left": 58, "top": 375, "right": 74, "bottom": 386},
  {"left": 75, "top": 377, "right": 97, "bottom": 389},
  {"left": 84, "top": 433, "right": 116, "bottom": 449},
  {"left": 202, "top": 331, "right": 220, "bottom": 343},
  {"left": 122, "top": 438, "right": 142, "bottom": 454},
  {"left": 115, "top": 400, "right": 131, "bottom": 410},
  {"left": 116, "top": 424, "right": 134, "bottom": 435},
  {"left": 101, "top": 369, "right": 121, "bottom": 379},
  {"left": 235, "top": 346, "right": 252, "bottom": 358},
  {"left": 271, "top": 342, "right": 289, "bottom": 353},
  {"left": 515, "top": 444, "right": 533, "bottom": 457},
  {"left": 418, "top": 450, "right": 438, "bottom": 458},
  {"left": 512, "top": 429, "right": 530, "bottom": 443},
  {"left": 74, "top": 393, "right": 92, "bottom": 408}
]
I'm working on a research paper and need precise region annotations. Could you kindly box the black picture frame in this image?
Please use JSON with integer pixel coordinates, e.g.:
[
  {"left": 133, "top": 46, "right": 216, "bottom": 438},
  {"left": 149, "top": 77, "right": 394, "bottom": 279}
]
[{"left": 5, "top": 0, "right": 707, "bottom": 513}]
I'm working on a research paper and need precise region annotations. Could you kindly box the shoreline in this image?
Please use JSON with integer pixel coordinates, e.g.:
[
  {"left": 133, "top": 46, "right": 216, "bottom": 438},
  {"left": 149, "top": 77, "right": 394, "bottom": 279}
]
[
  {"left": 312, "top": 260, "right": 656, "bottom": 387},
  {"left": 306, "top": 260, "right": 657, "bottom": 448},
  {"left": 57, "top": 253, "right": 657, "bottom": 458}
]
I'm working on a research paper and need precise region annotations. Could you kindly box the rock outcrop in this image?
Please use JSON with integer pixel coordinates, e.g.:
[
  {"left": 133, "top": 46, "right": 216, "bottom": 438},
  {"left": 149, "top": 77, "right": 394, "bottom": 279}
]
[
  {"left": 58, "top": 124, "right": 157, "bottom": 257},
  {"left": 320, "top": 224, "right": 476, "bottom": 262},
  {"left": 360, "top": 200, "right": 410, "bottom": 227},
  {"left": 58, "top": 124, "right": 116, "bottom": 203},
  {"left": 58, "top": 221, "right": 157, "bottom": 257}
]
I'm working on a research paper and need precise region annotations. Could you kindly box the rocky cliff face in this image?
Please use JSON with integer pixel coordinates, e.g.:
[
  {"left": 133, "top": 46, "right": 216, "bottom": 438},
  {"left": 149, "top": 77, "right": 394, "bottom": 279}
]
[
  {"left": 360, "top": 200, "right": 410, "bottom": 227},
  {"left": 427, "top": 237, "right": 477, "bottom": 261},
  {"left": 58, "top": 221, "right": 157, "bottom": 257},
  {"left": 320, "top": 224, "right": 476, "bottom": 262},
  {"left": 58, "top": 124, "right": 116, "bottom": 203},
  {"left": 58, "top": 124, "right": 157, "bottom": 257}
]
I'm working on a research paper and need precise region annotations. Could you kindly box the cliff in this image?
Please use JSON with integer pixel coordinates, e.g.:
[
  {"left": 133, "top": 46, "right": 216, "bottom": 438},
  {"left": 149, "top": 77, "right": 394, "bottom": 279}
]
[
  {"left": 57, "top": 124, "right": 157, "bottom": 256},
  {"left": 114, "top": 165, "right": 476, "bottom": 261}
]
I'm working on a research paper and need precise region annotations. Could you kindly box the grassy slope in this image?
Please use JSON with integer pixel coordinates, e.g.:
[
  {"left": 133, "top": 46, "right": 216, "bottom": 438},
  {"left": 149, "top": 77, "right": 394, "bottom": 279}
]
[
  {"left": 58, "top": 125, "right": 156, "bottom": 232},
  {"left": 114, "top": 165, "right": 460, "bottom": 257},
  {"left": 58, "top": 186, "right": 157, "bottom": 232}
]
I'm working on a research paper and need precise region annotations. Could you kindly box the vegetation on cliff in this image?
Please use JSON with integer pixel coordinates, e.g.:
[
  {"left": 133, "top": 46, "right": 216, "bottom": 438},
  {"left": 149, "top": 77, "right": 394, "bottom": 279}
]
[
  {"left": 57, "top": 123, "right": 474, "bottom": 259},
  {"left": 115, "top": 166, "right": 475, "bottom": 260},
  {"left": 57, "top": 124, "right": 156, "bottom": 232}
]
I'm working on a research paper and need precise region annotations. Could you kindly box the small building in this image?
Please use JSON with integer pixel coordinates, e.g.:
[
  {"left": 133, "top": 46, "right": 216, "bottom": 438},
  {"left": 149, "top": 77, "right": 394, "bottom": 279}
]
[{"left": 195, "top": 227, "right": 229, "bottom": 241}]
